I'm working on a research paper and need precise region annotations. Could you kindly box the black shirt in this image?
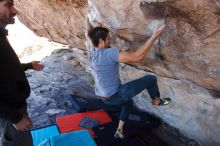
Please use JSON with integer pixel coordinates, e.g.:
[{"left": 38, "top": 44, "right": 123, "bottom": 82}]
[{"left": 0, "top": 28, "right": 32, "bottom": 124}]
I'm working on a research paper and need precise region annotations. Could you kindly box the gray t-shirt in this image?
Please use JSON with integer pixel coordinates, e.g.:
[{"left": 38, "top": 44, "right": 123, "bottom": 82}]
[{"left": 90, "top": 48, "right": 121, "bottom": 97}]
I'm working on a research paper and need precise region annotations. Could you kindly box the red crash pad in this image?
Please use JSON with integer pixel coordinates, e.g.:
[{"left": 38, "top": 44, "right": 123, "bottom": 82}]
[{"left": 56, "top": 110, "right": 112, "bottom": 137}]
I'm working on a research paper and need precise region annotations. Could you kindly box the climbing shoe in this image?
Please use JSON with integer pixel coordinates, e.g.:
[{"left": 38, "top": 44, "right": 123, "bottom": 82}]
[
  {"left": 114, "top": 129, "right": 124, "bottom": 139},
  {"left": 159, "top": 97, "right": 171, "bottom": 105},
  {"left": 152, "top": 97, "right": 171, "bottom": 106}
]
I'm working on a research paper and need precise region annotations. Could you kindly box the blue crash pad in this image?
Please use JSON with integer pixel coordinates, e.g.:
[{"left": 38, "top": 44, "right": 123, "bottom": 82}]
[
  {"left": 50, "top": 130, "right": 97, "bottom": 146},
  {"left": 31, "top": 125, "right": 60, "bottom": 146}
]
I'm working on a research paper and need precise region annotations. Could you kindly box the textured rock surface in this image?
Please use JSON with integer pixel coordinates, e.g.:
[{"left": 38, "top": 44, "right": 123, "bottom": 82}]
[
  {"left": 26, "top": 49, "right": 97, "bottom": 128},
  {"left": 15, "top": 0, "right": 87, "bottom": 49},
  {"left": 87, "top": 0, "right": 220, "bottom": 92},
  {"left": 15, "top": 0, "right": 220, "bottom": 146},
  {"left": 123, "top": 66, "right": 220, "bottom": 146},
  {"left": 15, "top": 0, "right": 220, "bottom": 91}
]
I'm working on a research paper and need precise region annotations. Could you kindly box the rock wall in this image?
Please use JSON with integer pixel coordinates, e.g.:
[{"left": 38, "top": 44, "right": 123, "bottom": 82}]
[
  {"left": 15, "top": 0, "right": 87, "bottom": 49},
  {"left": 15, "top": 0, "right": 220, "bottom": 146},
  {"left": 88, "top": 0, "right": 220, "bottom": 92}
]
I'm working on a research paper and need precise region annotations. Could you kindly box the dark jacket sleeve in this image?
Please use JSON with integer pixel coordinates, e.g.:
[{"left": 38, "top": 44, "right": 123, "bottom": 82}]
[
  {"left": 0, "top": 102, "right": 23, "bottom": 124},
  {"left": 21, "top": 62, "right": 33, "bottom": 71}
]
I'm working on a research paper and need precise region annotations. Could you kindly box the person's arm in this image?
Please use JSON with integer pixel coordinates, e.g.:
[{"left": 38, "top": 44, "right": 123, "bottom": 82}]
[
  {"left": 119, "top": 25, "right": 165, "bottom": 63},
  {"left": 21, "top": 62, "right": 33, "bottom": 71},
  {"left": 21, "top": 61, "right": 44, "bottom": 71}
]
